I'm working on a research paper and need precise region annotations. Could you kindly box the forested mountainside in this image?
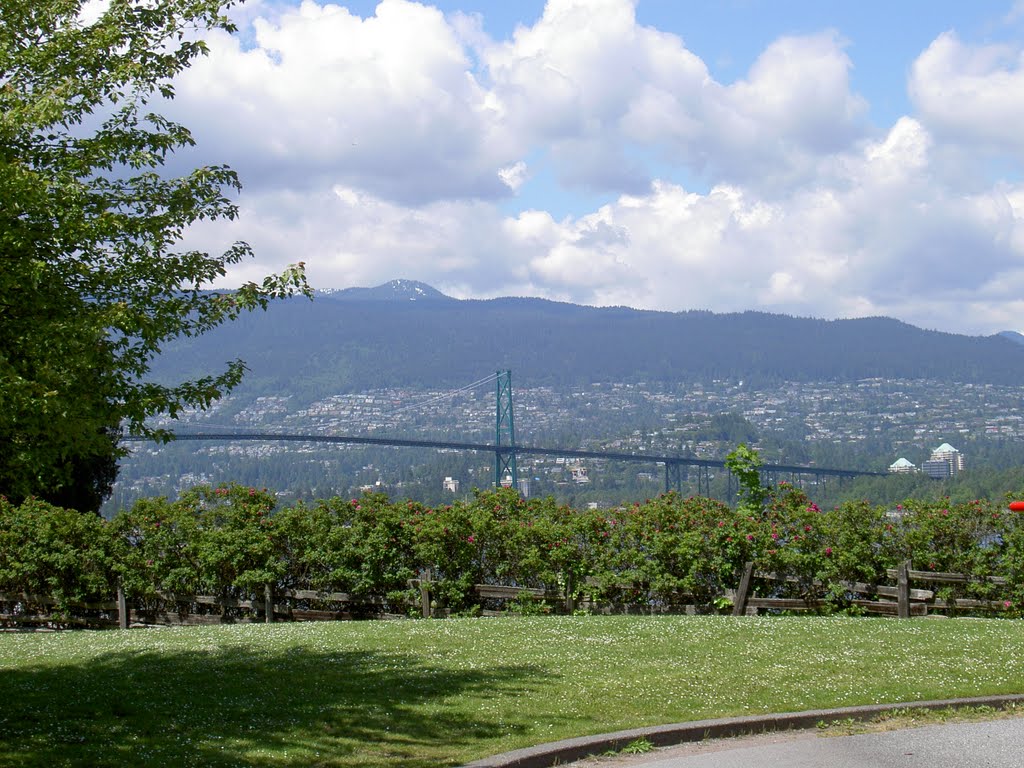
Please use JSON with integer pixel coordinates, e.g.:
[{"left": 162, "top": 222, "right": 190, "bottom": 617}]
[{"left": 150, "top": 284, "right": 1024, "bottom": 402}]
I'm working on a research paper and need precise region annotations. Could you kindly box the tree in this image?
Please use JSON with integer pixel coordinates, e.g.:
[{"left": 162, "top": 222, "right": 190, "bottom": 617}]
[
  {"left": 0, "top": 0, "right": 309, "bottom": 510},
  {"left": 725, "top": 443, "right": 769, "bottom": 514}
]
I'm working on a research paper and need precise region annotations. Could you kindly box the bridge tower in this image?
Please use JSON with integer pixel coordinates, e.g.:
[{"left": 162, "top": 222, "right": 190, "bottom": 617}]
[{"left": 494, "top": 370, "right": 518, "bottom": 489}]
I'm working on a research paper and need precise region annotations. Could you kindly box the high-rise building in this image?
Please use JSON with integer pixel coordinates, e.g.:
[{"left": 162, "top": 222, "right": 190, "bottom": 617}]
[
  {"left": 922, "top": 459, "right": 952, "bottom": 479},
  {"left": 929, "top": 442, "right": 965, "bottom": 475}
]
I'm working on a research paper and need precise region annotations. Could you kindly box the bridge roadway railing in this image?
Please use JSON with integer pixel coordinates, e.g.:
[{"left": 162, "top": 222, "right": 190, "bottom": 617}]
[{"left": 124, "top": 432, "right": 883, "bottom": 495}]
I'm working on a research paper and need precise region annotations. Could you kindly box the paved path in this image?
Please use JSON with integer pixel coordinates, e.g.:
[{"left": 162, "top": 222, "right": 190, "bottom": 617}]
[
  {"left": 463, "top": 696, "right": 1024, "bottom": 768},
  {"left": 569, "top": 718, "right": 1024, "bottom": 767}
]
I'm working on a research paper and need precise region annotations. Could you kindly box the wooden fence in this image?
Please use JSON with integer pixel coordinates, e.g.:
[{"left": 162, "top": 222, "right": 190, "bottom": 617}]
[
  {"left": 1, "top": 562, "right": 1016, "bottom": 629},
  {"left": 730, "top": 561, "right": 1011, "bottom": 618},
  {"left": 0, "top": 586, "right": 404, "bottom": 629}
]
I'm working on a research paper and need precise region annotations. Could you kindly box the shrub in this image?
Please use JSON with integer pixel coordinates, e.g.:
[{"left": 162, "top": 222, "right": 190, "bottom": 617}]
[
  {"left": 299, "top": 493, "right": 418, "bottom": 610},
  {"left": 0, "top": 497, "right": 113, "bottom": 614},
  {"left": 108, "top": 495, "right": 203, "bottom": 599},
  {"left": 898, "top": 497, "right": 1007, "bottom": 608}
]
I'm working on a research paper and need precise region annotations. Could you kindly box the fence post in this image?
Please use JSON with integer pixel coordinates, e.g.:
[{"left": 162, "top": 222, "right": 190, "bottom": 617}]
[
  {"left": 420, "top": 569, "right": 432, "bottom": 618},
  {"left": 565, "top": 572, "right": 575, "bottom": 614},
  {"left": 732, "top": 561, "right": 754, "bottom": 616},
  {"left": 897, "top": 560, "right": 911, "bottom": 619},
  {"left": 117, "top": 581, "right": 128, "bottom": 630},
  {"left": 264, "top": 583, "right": 273, "bottom": 624}
]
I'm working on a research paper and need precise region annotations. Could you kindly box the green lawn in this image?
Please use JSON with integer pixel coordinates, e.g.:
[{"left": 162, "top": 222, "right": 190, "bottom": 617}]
[{"left": 2, "top": 616, "right": 1024, "bottom": 767}]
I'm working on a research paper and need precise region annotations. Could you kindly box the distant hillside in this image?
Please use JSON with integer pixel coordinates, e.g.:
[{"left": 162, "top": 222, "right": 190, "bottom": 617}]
[
  {"left": 997, "top": 330, "right": 1024, "bottom": 346},
  {"left": 151, "top": 284, "right": 1024, "bottom": 401}
]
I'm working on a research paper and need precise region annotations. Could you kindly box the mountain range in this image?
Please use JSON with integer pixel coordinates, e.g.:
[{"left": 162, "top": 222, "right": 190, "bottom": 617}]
[{"left": 151, "top": 280, "right": 1024, "bottom": 401}]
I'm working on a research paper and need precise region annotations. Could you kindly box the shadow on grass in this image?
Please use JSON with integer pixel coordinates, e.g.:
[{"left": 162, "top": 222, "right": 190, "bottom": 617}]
[{"left": 0, "top": 638, "right": 555, "bottom": 767}]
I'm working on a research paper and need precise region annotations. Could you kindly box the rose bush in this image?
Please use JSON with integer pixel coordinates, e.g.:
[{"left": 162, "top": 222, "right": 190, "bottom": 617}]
[{"left": 4, "top": 479, "right": 1024, "bottom": 620}]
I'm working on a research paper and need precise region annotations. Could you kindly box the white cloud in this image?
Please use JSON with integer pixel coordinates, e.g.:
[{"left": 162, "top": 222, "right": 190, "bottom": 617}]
[
  {"left": 909, "top": 31, "right": 1024, "bottom": 158},
  {"left": 483, "top": 1, "right": 868, "bottom": 192},
  {"left": 173, "top": 0, "right": 517, "bottom": 204},
  {"left": 498, "top": 160, "right": 529, "bottom": 191},
  {"left": 173, "top": 0, "right": 871, "bottom": 206},
  {"left": 198, "top": 113, "right": 1023, "bottom": 334},
  {"left": 78, "top": 0, "right": 110, "bottom": 25},
  {"left": 166, "top": 1, "right": 1024, "bottom": 335}
]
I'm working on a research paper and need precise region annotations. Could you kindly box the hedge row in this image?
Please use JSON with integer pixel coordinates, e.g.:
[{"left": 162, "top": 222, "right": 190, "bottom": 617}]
[{"left": 4, "top": 482, "right": 1024, "bottom": 616}]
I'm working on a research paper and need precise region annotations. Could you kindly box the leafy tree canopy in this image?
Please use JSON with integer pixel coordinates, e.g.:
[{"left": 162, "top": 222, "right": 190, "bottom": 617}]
[
  {"left": 725, "top": 443, "right": 769, "bottom": 514},
  {"left": 0, "top": 0, "right": 309, "bottom": 509}
]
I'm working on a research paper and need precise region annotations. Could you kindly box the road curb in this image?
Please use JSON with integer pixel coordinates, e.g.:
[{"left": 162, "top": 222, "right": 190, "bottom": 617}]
[{"left": 462, "top": 694, "right": 1024, "bottom": 768}]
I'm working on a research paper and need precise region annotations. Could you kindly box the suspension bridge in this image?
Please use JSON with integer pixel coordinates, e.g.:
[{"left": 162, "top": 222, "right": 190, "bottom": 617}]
[{"left": 126, "top": 371, "right": 884, "bottom": 497}]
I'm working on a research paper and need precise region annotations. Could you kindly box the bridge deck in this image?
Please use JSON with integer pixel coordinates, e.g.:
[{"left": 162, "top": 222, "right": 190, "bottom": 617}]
[{"left": 124, "top": 432, "right": 883, "bottom": 480}]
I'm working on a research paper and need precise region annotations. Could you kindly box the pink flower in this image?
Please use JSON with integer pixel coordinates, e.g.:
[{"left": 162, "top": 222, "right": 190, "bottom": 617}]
[
  {"left": 824, "top": 547, "right": 833, "bottom": 556},
  {"left": 1005, "top": 601, "right": 1013, "bottom": 609},
  {"left": 467, "top": 535, "right": 475, "bottom": 543}
]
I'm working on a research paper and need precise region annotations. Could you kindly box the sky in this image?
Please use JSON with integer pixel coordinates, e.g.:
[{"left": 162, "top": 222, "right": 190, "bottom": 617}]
[{"left": 161, "top": 0, "right": 1024, "bottom": 335}]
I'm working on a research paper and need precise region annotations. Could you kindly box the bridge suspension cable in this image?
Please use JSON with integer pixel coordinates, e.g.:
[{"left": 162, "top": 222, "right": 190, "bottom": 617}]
[{"left": 385, "top": 372, "right": 500, "bottom": 416}]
